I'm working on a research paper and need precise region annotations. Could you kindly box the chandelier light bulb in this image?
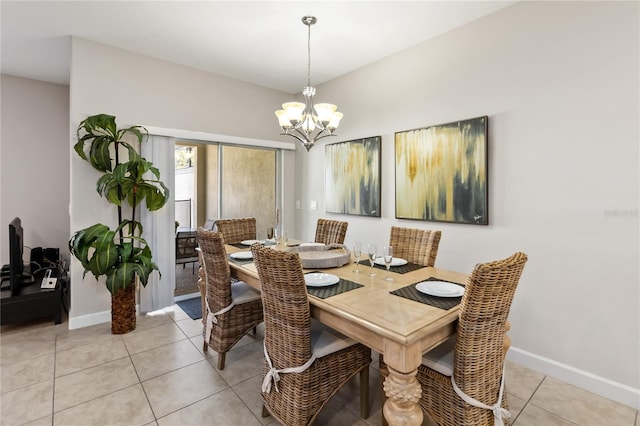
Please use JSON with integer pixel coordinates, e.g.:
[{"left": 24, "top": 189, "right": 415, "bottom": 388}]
[
  {"left": 314, "top": 103, "right": 337, "bottom": 123},
  {"left": 275, "top": 110, "right": 291, "bottom": 129},
  {"left": 327, "top": 111, "right": 343, "bottom": 130}
]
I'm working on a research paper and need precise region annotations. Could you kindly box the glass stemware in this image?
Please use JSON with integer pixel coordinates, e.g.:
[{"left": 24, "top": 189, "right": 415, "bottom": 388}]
[
  {"left": 383, "top": 245, "right": 393, "bottom": 281},
  {"left": 367, "top": 243, "right": 377, "bottom": 277},
  {"left": 353, "top": 241, "right": 362, "bottom": 273}
]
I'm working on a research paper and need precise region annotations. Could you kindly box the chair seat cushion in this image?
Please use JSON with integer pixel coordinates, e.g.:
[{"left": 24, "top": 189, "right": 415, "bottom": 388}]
[
  {"left": 310, "top": 319, "right": 357, "bottom": 358},
  {"left": 421, "top": 336, "right": 456, "bottom": 377},
  {"left": 231, "top": 281, "right": 261, "bottom": 304}
]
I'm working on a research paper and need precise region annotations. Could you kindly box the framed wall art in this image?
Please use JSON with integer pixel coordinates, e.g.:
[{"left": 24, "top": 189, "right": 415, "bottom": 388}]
[
  {"left": 395, "top": 116, "right": 488, "bottom": 225},
  {"left": 325, "top": 136, "right": 381, "bottom": 217}
]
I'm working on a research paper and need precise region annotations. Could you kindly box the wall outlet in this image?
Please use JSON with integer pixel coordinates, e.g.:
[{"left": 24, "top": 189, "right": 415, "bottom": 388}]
[
  {"left": 310, "top": 200, "right": 317, "bottom": 210},
  {"left": 295, "top": 200, "right": 301, "bottom": 209}
]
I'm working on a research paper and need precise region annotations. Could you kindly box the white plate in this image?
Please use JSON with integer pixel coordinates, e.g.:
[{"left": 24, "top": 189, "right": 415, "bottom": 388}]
[
  {"left": 230, "top": 251, "right": 253, "bottom": 260},
  {"left": 304, "top": 273, "right": 340, "bottom": 287},
  {"left": 241, "top": 239, "right": 261, "bottom": 246},
  {"left": 299, "top": 242, "right": 325, "bottom": 247},
  {"left": 415, "top": 281, "right": 464, "bottom": 297},
  {"left": 373, "top": 257, "right": 408, "bottom": 267}
]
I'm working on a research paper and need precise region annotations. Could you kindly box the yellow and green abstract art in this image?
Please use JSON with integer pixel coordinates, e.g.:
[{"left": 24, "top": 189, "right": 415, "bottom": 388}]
[
  {"left": 395, "top": 116, "right": 488, "bottom": 224},
  {"left": 325, "top": 136, "right": 381, "bottom": 217}
]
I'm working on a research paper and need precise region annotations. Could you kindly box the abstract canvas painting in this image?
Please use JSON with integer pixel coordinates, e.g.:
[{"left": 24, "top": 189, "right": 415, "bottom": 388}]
[
  {"left": 395, "top": 116, "right": 488, "bottom": 224},
  {"left": 325, "top": 136, "right": 381, "bottom": 217}
]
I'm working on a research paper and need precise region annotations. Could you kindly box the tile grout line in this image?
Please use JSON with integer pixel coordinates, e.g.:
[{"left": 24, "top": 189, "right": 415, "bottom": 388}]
[
  {"left": 514, "top": 375, "right": 582, "bottom": 426},
  {"left": 174, "top": 303, "right": 268, "bottom": 425},
  {"left": 509, "top": 371, "right": 547, "bottom": 425},
  {"left": 124, "top": 330, "right": 160, "bottom": 424},
  {"left": 50, "top": 328, "right": 57, "bottom": 426}
]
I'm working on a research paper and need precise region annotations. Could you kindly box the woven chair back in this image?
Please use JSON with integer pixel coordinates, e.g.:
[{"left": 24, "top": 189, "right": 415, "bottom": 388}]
[
  {"left": 251, "top": 244, "right": 313, "bottom": 368},
  {"left": 454, "top": 252, "right": 528, "bottom": 403},
  {"left": 314, "top": 218, "right": 348, "bottom": 245},
  {"left": 389, "top": 226, "right": 441, "bottom": 266},
  {"left": 214, "top": 217, "right": 257, "bottom": 244},
  {"left": 196, "top": 228, "right": 233, "bottom": 313}
]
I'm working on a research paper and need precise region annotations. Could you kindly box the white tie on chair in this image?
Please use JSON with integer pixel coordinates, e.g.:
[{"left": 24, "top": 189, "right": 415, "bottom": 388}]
[
  {"left": 261, "top": 320, "right": 357, "bottom": 393},
  {"left": 203, "top": 280, "right": 261, "bottom": 345},
  {"left": 451, "top": 367, "right": 510, "bottom": 426},
  {"left": 422, "top": 336, "right": 511, "bottom": 426}
]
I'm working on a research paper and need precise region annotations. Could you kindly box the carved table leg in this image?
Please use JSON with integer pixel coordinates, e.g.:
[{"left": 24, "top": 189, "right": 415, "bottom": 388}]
[{"left": 382, "top": 366, "right": 423, "bottom": 426}]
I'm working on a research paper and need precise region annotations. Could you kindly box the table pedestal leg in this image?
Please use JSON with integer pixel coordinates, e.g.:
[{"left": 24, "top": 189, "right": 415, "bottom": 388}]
[{"left": 382, "top": 366, "right": 423, "bottom": 426}]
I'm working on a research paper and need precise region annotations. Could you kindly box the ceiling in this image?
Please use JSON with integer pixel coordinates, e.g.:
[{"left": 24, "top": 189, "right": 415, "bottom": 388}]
[{"left": 0, "top": 1, "right": 515, "bottom": 94}]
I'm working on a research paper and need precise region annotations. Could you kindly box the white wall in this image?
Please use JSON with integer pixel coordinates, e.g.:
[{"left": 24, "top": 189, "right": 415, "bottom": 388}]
[
  {"left": 69, "top": 38, "right": 295, "bottom": 322},
  {"left": 0, "top": 75, "right": 70, "bottom": 266},
  {"left": 295, "top": 1, "right": 639, "bottom": 404}
]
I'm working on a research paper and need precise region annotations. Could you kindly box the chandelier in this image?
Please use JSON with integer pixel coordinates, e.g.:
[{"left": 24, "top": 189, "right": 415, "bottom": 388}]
[{"left": 275, "top": 16, "right": 343, "bottom": 151}]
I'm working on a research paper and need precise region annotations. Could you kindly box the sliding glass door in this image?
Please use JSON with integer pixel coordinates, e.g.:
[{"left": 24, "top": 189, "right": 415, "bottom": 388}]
[
  {"left": 220, "top": 145, "right": 276, "bottom": 239},
  {"left": 176, "top": 141, "right": 277, "bottom": 237}
]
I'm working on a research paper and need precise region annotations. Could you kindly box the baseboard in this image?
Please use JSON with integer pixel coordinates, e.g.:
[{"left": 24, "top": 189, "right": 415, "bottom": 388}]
[
  {"left": 508, "top": 346, "right": 640, "bottom": 410},
  {"left": 68, "top": 305, "right": 142, "bottom": 330},
  {"left": 174, "top": 291, "right": 200, "bottom": 302},
  {"left": 68, "top": 309, "right": 111, "bottom": 330}
]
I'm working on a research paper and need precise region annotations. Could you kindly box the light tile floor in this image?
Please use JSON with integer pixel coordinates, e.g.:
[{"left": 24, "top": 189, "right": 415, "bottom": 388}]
[{"left": 1, "top": 306, "right": 637, "bottom": 426}]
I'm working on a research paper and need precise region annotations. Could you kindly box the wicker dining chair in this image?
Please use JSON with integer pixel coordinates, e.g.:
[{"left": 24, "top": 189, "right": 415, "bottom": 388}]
[
  {"left": 389, "top": 226, "right": 442, "bottom": 266},
  {"left": 314, "top": 218, "right": 348, "bottom": 245},
  {"left": 214, "top": 217, "right": 257, "bottom": 244},
  {"left": 382, "top": 252, "right": 528, "bottom": 426},
  {"left": 197, "top": 247, "right": 206, "bottom": 326},
  {"left": 251, "top": 244, "right": 371, "bottom": 426},
  {"left": 197, "top": 228, "right": 263, "bottom": 370}
]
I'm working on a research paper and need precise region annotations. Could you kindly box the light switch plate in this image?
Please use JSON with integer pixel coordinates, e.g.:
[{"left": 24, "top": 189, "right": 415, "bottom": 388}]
[{"left": 310, "top": 200, "right": 317, "bottom": 210}]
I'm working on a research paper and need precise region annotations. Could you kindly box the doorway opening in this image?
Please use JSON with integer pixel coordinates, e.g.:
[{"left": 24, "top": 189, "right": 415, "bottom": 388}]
[
  {"left": 172, "top": 140, "right": 279, "bottom": 299},
  {"left": 174, "top": 143, "right": 199, "bottom": 298}
]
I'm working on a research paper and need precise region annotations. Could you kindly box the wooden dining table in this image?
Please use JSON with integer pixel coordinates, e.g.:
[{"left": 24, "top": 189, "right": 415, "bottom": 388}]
[{"left": 226, "top": 243, "right": 469, "bottom": 426}]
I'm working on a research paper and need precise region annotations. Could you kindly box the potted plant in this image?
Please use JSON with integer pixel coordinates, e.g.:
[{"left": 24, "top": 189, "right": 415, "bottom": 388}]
[{"left": 69, "top": 114, "right": 169, "bottom": 334}]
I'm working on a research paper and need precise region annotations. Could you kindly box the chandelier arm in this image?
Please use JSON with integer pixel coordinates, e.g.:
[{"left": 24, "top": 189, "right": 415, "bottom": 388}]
[
  {"left": 280, "top": 132, "right": 315, "bottom": 152},
  {"left": 309, "top": 130, "right": 335, "bottom": 143},
  {"left": 291, "top": 126, "right": 315, "bottom": 142},
  {"left": 282, "top": 127, "right": 335, "bottom": 146},
  {"left": 280, "top": 131, "right": 308, "bottom": 145},
  {"left": 292, "top": 127, "right": 334, "bottom": 143}
]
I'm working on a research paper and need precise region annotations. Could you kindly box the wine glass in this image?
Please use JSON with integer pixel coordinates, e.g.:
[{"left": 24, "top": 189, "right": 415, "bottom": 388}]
[
  {"left": 367, "top": 243, "right": 377, "bottom": 277},
  {"left": 383, "top": 246, "right": 394, "bottom": 281},
  {"left": 353, "top": 241, "right": 362, "bottom": 273}
]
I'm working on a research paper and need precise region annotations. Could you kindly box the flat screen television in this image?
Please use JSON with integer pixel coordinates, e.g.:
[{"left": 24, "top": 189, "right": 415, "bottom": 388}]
[{"left": 9, "top": 217, "right": 32, "bottom": 296}]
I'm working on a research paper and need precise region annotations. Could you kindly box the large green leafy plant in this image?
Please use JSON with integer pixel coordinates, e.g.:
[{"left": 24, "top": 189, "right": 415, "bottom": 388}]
[{"left": 69, "top": 114, "right": 169, "bottom": 295}]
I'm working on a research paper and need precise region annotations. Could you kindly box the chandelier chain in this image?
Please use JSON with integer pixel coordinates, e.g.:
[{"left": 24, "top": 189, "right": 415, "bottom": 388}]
[{"left": 307, "top": 21, "right": 312, "bottom": 87}]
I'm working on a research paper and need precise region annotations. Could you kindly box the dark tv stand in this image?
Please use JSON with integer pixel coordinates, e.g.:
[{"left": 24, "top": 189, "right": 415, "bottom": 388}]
[{"left": 1, "top": 270, "right": 69, "bottom": 325}]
